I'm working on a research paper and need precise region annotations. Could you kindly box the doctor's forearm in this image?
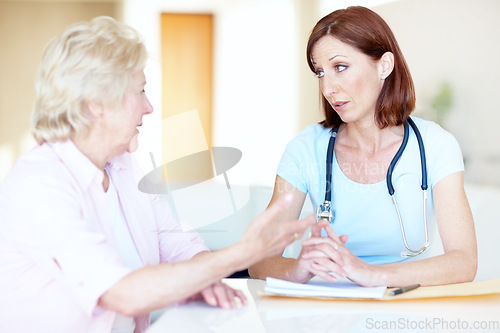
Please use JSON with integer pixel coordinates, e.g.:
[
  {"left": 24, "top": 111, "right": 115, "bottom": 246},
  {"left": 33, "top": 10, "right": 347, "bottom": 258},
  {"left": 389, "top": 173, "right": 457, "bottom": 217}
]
[
  {"left": 370, "top": 249, "right": 477, "bottom": 287},
  {"left": 248, "top": 256, "right": 298, "bottom": 281}
]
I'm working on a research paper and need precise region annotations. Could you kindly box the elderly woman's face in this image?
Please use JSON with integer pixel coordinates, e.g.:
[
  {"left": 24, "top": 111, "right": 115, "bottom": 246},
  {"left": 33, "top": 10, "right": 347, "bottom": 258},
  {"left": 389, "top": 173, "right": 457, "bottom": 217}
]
[
  {"left": 105, "top": 71, "right": 153, "bottom": 155},
  {"left": 311, "top": 35, "right": 385, "bottom": 125}
]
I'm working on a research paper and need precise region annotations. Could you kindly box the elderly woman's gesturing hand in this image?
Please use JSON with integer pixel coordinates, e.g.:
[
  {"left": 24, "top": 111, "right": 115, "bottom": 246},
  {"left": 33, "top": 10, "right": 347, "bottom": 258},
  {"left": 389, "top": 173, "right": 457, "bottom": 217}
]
[{"left": 239, "top": 195, "right": 315, "bottom": 266}]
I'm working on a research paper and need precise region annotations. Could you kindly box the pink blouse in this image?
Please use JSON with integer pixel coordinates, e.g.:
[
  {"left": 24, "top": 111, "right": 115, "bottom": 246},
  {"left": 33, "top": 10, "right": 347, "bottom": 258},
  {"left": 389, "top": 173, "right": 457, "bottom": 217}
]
[{"left": 0, "top": 140, "right": 208, "bottom": 333}]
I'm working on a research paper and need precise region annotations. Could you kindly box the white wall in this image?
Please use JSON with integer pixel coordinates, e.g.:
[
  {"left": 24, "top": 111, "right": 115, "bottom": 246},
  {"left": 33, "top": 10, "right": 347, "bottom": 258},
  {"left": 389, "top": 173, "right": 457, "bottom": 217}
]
[
  {"left": 122, "top": 0, "right": 301, "bottom": 187},
  {"left": 374, "top": 0, "right": 500, "bottom": 185},
  {"left": 211, "top": 0, "right": 297, "bottom": 187}
]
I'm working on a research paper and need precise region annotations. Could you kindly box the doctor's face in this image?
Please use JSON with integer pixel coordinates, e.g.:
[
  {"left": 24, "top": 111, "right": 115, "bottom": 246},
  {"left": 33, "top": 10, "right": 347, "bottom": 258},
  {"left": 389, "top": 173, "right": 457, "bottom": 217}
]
[{"left": 310, "top": 36, "right": 385, "bottom": 126}]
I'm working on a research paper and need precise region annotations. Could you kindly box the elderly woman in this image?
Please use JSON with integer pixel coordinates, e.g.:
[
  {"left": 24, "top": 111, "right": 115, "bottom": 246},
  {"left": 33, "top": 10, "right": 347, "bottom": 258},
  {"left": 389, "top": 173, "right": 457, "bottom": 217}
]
[
  {"left": 249, "top": 6, "right": 477, "bottom": 287},
  {"left": 0, "top": 17, "right": 313, "bottom": 333}
]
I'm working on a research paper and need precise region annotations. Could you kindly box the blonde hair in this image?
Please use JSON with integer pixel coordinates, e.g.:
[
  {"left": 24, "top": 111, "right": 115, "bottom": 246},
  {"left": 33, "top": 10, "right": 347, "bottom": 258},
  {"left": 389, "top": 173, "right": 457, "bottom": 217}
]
[{"left": 31, "top": 16, "right": 148, "bottom": 144}]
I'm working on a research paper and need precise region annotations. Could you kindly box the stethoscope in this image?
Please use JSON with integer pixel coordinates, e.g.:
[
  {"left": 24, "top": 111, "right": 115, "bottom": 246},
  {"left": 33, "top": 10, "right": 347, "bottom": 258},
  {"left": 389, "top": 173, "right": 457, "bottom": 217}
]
[{"left": 316, "top": 117, "right": 431, "bottom": 257}]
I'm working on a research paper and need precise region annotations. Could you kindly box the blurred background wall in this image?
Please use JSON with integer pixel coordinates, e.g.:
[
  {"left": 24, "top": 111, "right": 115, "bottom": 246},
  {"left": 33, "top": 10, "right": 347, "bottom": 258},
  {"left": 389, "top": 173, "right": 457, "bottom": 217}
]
[
  {"left": 373, "top": 0, "right": 500, "bottom": 186},
  {"left": 0, "top": 0, "right": 499, "bottom": 188},
  {"left": 0, "top": 0, "right": 119, "bottom": 179}
]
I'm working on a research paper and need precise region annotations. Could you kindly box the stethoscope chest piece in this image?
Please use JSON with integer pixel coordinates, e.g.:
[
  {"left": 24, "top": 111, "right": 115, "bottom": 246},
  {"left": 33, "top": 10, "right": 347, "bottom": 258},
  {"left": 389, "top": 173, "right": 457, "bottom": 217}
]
[{"left": 316, "top": 200, "right": 333, "bottom": 222}]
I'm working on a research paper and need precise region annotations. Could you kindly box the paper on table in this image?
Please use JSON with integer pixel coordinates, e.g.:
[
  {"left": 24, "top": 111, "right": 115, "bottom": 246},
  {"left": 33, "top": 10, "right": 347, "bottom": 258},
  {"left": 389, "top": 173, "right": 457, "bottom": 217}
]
[
  {"left": 264, "top": 277, "right": 387, "bottom": 299},
  {"left": 264, "top": 277, "right": 500, "bottom": 301}
]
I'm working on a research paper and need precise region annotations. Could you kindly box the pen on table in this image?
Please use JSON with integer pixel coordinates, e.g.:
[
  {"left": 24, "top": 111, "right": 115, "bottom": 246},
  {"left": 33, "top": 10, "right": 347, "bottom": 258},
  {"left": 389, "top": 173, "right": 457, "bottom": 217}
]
[{"left": 389, "top": 284, "right": 421, "bottom": 296}]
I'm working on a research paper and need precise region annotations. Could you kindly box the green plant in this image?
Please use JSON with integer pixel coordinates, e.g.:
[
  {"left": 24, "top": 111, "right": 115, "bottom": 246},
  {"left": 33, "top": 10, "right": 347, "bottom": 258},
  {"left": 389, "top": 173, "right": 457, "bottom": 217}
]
[{"left": 430, "top": 82, "right": 453, "bottom": 125}]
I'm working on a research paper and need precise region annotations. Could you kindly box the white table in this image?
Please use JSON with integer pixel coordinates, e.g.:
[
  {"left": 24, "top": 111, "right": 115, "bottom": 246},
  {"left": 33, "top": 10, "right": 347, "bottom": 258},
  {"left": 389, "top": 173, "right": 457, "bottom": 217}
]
[{"left": 147, "top": 279, "right": 500, "bottom": 332}]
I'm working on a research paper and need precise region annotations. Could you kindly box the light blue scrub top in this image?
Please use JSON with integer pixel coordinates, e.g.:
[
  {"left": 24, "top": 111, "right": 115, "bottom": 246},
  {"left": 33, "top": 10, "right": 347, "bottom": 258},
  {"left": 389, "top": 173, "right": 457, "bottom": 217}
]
[{"left": 277, "top": 117, "right": 464, "bottom": 264}]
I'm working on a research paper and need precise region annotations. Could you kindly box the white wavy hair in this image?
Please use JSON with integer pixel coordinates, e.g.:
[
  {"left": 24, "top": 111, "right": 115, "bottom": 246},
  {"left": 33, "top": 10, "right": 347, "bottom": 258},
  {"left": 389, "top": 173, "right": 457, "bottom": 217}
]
[{"left": 31, "top": 16, "right": 148, "bottom": 144}]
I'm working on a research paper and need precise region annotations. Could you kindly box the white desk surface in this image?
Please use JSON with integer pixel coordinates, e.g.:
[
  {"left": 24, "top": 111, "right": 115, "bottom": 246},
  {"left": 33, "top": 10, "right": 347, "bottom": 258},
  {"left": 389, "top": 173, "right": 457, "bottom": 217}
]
[{"left": 147, "top": 278, "right": 500, "bottom": 333}]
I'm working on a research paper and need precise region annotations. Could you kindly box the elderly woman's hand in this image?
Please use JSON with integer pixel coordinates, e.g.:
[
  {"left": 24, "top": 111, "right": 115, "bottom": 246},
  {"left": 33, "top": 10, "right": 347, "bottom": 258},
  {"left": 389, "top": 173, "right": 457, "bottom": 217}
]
[
  {"left": 238, "top": 195, "right": 315, "bottom": 266},
  {"left": 180, "top": 280, "right": 247, "bottom": 309}
]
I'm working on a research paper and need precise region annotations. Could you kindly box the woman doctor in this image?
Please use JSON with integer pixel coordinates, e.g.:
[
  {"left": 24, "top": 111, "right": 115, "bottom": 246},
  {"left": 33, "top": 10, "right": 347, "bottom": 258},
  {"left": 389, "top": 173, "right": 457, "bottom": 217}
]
[{"left": 248, "top": 6, "right": 477, "bottom": 287}]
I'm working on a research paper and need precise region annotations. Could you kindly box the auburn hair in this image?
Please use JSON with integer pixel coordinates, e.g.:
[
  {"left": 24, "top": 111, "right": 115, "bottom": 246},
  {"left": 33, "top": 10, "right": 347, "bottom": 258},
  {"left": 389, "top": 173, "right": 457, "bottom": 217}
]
[{"left": 306, "top": 6, "right": 415, "bottom": 129}]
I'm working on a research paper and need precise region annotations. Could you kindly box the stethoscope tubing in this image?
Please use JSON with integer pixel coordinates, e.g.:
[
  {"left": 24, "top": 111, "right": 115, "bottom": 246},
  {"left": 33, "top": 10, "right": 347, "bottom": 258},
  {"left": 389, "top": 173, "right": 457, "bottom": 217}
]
[
  {"left": 324, "top": 128, "right": 338, "bottom": 202},
  {"left": 320, "top": 117, "right": 430, "bottom": 257}
]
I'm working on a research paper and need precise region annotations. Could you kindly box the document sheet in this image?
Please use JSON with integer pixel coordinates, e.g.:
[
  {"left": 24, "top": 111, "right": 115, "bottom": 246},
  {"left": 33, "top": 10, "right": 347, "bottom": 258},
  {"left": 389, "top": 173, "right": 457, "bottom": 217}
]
[
  {"left": 264, "top": 277, "right": 500, "bottom": 301},
  {"left": 264, "top": 277, "right": 387, "bottom": 299}
]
